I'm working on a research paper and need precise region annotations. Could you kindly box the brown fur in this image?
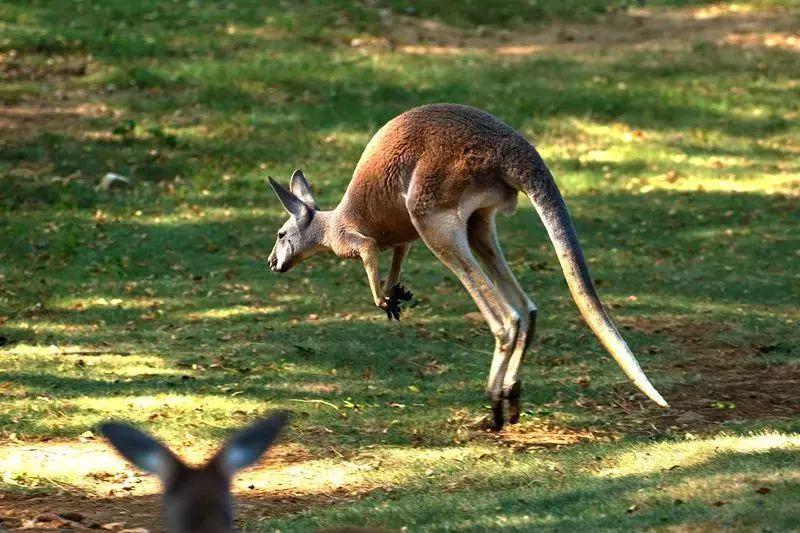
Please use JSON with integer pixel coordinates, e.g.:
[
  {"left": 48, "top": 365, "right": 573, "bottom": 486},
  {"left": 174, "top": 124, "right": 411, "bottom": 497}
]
[{"left": 338, "top": 104, "right": 524, "bottom": 249}]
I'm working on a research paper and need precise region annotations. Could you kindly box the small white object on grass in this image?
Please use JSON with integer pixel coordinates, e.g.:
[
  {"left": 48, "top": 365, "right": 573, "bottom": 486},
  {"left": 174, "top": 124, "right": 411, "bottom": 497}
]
[{"left": 97, "top": 172, "right": 131, "bottom": 191}]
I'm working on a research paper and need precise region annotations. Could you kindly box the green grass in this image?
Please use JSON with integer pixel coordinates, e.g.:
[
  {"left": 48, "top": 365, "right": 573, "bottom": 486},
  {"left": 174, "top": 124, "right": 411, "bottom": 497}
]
[{"left": 1, "top": 0, "right": 799, "bottom": 531}]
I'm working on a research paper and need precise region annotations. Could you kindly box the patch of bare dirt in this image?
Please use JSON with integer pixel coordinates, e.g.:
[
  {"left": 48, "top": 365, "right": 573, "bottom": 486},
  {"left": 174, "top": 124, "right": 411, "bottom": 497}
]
[
  {"left": 723, "top": 31, "right": 800, "bottom": 51},
  {"left": 489, "top": 421, "right": 604, "bottom": 451},
  {"left": 446, "top": 409, "right": 605, "bottom": 450},
  {"left": 0, "top": 52, "right": 91, "bottom": 82},
  {"left": 0, "top": 489, "right": 341, "bottom": 532},
  {"left": 0, "top": 101, "right": 117, "bottom": 143},
  {"left": 0, "top": 51, "right": 119, "bottom": 144},
  {"left": 621, "top": 318, "right": 799, "bottom": 432},
  {"left": 358, "top": 3, "right": 800, "bottom": 56}
]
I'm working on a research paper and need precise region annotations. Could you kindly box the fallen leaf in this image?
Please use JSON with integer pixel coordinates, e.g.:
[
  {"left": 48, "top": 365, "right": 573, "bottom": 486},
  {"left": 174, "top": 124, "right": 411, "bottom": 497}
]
[{"left": 424, "top": 360, "right": 449, "bottom": 375}]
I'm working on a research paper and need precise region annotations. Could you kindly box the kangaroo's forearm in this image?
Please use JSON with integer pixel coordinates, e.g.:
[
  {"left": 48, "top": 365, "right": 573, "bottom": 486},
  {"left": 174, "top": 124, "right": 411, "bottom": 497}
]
[
  {"left": 360, "top": 247, "right": 385, "bottom": 308},
  {"left": 359, "top": 242, "right": 412, "bottom": 321}
]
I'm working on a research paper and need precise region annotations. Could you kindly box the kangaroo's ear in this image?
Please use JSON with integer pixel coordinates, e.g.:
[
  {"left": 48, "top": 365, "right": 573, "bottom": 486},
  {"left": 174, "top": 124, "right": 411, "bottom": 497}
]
[
  {"left": 268, "top": 177, "right": 312, "bottom": 227},
  {"left": 289, "top": 169, "right": 317, "bottom": 210},
  {"left": 213, "top": 411, "right": 289, "bottom": 477},
  {"left": 100, "top": 422, "right": 183, "bottom": 482}
]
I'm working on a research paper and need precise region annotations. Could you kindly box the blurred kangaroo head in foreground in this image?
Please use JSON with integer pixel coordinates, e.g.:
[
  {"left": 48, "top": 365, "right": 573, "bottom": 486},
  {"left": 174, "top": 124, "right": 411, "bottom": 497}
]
[{"left": 100, "top": 411, "right": 289, "bottom": 533}]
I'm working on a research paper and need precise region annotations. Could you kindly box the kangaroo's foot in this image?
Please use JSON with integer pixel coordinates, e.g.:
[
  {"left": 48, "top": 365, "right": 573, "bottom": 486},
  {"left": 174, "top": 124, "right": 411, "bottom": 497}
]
[
  {"left": 504, "top": 380, "right": 522, "bottom": 425},
  {"left": 382, "top": 284, "right": 413, "bottom": 321},
  {"left": 469, "top": 410, "right": 504, "bottom": 432},
  {"left": 489, "top": 401, "right": 504, "bottom": 431},
  {"left": 482, "top": 389, "right": 506, "bottom": 432}
]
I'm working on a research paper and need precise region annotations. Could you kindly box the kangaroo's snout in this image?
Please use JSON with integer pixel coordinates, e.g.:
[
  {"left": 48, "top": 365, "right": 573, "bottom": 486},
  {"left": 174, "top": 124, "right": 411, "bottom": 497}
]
[
  {"left": 268, "top": 254, "right": 291, "bottom": 273},
  {"left": 267, "top": 248, "right": 285, "bottom": 272}
]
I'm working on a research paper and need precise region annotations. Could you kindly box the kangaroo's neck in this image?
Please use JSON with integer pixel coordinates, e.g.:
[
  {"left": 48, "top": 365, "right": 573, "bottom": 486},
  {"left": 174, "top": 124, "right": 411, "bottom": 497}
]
[
  {"left": 319, "top": 203, "right": 363, "bottom": 257},
  {"left": 317, "top": 208, "right": 341, "bottom": 250}
]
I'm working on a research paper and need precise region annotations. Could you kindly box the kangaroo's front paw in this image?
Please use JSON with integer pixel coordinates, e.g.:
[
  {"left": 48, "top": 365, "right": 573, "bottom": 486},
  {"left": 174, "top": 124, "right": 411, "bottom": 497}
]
[
  {"left": 380, "top": 297, "right": 401, "bottom": 321},
  {"left": 380, "top": 285, "right": 412, "bottom": 321},
  {"left": 389, "top": 284, "right": 413, "bottom": 303}
]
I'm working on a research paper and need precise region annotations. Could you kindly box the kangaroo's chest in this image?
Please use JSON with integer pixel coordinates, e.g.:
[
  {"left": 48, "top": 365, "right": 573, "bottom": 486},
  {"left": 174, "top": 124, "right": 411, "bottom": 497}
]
[
  {"left": 371, "top": 216, "right": 419, "bottom": 249},
  {"left": 377, "top": 187, "right": 419, "bottom": 248},
  {"left": 343, "top": 186, "right": 419, "bottom": 249}
]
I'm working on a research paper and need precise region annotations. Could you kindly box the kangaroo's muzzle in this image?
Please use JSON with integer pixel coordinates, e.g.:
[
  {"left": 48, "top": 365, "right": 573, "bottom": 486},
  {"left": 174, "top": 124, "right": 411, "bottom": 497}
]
[
  {"left": 267, "top": 250, "right": 280, "bottom": 272},
  {"left": 267, "top": 251, "right": 291, "bottom": 273}
]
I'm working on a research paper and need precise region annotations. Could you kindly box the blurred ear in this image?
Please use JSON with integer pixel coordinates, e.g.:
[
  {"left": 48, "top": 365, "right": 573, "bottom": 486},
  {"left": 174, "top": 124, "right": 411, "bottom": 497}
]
[
  {"left": 100, "top": 422, "right": 183, "bottom": 482},
  {"left": 213, "top": 411, "right": 289, "bottom": 477},
  {"left": 268, "top": 177, "right": 312, "bottom": 227},
  {"left": 289, "top": 169, "right": 317, "bottom": 210}
]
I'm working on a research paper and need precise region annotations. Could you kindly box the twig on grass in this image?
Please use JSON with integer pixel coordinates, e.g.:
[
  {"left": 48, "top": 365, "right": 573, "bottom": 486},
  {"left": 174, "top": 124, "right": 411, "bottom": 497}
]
[{"left": 288, "top": 399, "right": 339, "bottom": 410}]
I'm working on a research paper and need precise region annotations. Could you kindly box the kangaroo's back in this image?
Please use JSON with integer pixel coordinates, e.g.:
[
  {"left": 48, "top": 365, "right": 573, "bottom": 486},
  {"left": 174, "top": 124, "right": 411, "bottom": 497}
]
[
  {"left": 341, "top": 104, "right": 533, "bottom": 244},
  {"left": 352, "top": 104, "right": 526, "bottom": 190}
]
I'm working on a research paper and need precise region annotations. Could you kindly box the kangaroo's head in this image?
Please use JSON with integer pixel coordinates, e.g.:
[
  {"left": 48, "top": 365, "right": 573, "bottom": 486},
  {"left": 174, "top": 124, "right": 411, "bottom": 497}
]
[
  {"left": 267, "top": 169, "right": 328, "bottom": 273},
  {"left": 100, "top": 412, "right": 289, "bottom": 533}
]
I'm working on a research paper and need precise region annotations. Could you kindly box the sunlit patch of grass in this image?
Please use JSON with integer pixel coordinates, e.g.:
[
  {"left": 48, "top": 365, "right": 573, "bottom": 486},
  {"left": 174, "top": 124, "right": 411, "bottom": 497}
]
[
  {"left": 542, "top": 116, "right": 800, "bottom": 195},
  {"left": 186, "top": 305, "right": 282, "bottom": 320},
  {"left": 0, "top": 347, "right": 176, "bottom": 375},
  {"left": 644, "top": 170, "right": 800, "bottom": 194},
  {"left": 53, "top": 296, "right": 166, "bottom": 310},
  {"left": 1, "top": 393, "right": 283, "bottom": 444},
  {"left": 598, "top": 432, "right": 800, "bottom": 478},
  {"left": 0, "top": 440, "right": 158, "bottom": 495}
]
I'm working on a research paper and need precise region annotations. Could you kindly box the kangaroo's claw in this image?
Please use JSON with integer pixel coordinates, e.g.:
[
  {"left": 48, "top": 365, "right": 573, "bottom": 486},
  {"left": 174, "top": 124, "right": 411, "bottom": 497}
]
[
  {"left": 389, "top": 284, "right": 413, "bottom": 303},
  {"left": 381, "top": 285, "right": 412, "bottom": 321},
  {"left": 383, "top": 297, "right": 401, "bottom": 321}
]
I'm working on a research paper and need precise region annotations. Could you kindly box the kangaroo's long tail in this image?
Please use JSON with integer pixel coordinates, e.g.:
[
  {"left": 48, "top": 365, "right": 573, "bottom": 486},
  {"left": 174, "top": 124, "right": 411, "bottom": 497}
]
[{"left": 519, "top": 158, "right": 668, "bottom": 407}]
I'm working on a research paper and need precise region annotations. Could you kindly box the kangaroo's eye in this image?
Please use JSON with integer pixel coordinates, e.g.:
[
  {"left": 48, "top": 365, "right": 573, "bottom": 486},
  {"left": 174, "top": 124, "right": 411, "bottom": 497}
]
[{"left": 278, "top": 230, "right": 286, "bottom": 239}]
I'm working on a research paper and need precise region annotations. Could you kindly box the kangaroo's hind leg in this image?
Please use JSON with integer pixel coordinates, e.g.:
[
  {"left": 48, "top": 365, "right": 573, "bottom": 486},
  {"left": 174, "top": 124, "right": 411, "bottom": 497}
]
[
  {"left": 408, "top": 208, "right": 520, "bottom": 431},
  {"left": 467, "top": 208, "right": 537, "bottom": 424}
]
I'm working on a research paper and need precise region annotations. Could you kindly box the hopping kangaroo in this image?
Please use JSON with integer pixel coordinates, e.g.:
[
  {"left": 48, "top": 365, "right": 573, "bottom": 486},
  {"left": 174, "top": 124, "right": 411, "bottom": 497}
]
[
  {"left": 100, "top": 412, "right": 288, "bottom": 533},
  {"left": 267, "top": 104, "right": 667, "bottom": 430}
]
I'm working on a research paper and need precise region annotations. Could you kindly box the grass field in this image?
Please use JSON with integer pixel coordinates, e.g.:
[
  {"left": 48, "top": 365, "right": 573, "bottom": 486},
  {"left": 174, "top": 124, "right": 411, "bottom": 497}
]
[{"left": 1, "top": 0, "right": 799, "bottom": 531}]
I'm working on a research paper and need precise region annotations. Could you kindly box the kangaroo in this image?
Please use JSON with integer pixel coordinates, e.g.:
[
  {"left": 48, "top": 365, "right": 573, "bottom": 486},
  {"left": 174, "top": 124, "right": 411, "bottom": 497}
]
[
  {"left": 100, "top": 412, "right": 288, "bottom": 533},
  {"left": 266, "top": 104, "right": 667, "bottom": 430}
]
